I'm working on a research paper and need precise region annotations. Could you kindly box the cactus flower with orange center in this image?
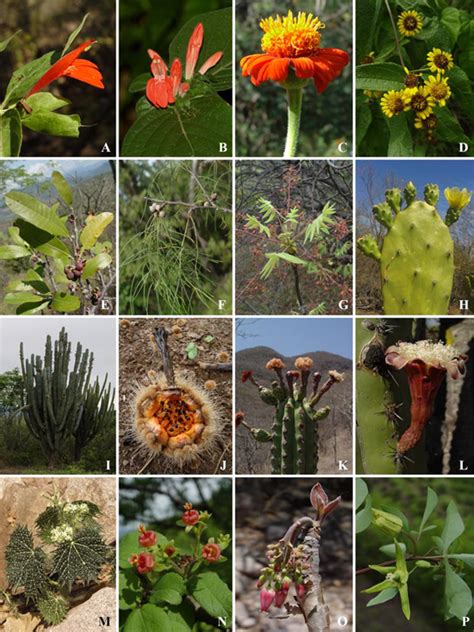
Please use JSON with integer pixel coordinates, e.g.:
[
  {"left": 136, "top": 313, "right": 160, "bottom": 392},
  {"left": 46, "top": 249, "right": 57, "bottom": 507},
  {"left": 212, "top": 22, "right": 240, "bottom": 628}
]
[{"left": 27, "top": 40, "right": 104, "bottom": 97}]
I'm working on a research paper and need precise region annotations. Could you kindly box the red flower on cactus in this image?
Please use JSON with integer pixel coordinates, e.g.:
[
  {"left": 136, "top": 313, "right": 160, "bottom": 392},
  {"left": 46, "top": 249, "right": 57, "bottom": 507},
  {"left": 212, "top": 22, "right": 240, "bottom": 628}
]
[
  {"left": 138, "top": 524, "right": 157, "bottom": 548},
  {"left": 27, "top": 40, "right": 104, "bottom": 97},
  {"left": 310, "top": 482, "right": 341, "bottom": 523},
  {"left": 182, "top": 502, "right": 200, "bottom": 526},
  {"left": 146, "top": 23, "right": 223, "bottom": 110},
  {"left": 241, "top": 370, "right": 253, "bottom": 383},
  {"left": 136, "top": 552, "right": 155, "bottom": 574},
  {"left": 240, "top": 10, "right": 349, "bottom": 93},
  {"left": 202, "top": 542, "right": 221, "bottom": 562}
]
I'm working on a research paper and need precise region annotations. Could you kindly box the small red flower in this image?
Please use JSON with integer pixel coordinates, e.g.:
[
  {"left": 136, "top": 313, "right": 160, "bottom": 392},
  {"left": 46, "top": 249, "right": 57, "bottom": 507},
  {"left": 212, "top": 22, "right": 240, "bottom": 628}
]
[
  {"left": 27, "top": 40, "right": 104, "bottom": 97},
  {"left": 260, "top": 588, "right": 275, "bottom": 612},
  {"left": 202, "top": 543, "right": 221, "bottom": 562},
  {"left": 137, "top": 552, "right": 155, "bottom": 574},
  {"left": 274, "top": 587, "right": 288, "bottom": 608},
  {"left": 138, "top": 524, "right": 157, "bottom": 548},
  {"left": 241, "top": 370, "right": 253, "bottom": 383},
  {"left": 164, "top": 545, "right": 176, "bottom": 556},
  {"left": 182, "top": 502, "right": 200, "bottom": 526},
  {"left": 296, "top": 582, "right": 307, "bottom": 598}
]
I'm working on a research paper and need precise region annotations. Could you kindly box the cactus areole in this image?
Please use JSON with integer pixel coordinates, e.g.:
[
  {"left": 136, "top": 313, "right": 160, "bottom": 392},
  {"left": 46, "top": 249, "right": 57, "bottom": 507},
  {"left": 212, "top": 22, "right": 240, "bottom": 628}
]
[
  {"left": 357, "top": 181, "right": 470, "bottom": 315},
  {"left": 240, "top": 356, "right": 344, "bottom": 474}
]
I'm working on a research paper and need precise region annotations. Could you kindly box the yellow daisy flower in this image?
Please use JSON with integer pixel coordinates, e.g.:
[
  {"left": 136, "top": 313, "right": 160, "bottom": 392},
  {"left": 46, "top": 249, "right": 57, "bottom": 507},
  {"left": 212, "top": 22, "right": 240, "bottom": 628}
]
[
  {"left": 397, "top": 11, "right": 423, "bottom": 37},
  {"left": 427, "top": 48, "right": 454, "bottom": 74},
  {"left": 444, "top": 187, "right": 471, "bottom": 211},
  {"left": 414, "top": 113, "right": 437, "bottom": 130},
  {"left": 408, "top": 86, "right": 435, "bottom": 119},
  {"left": 380, "top": 90, "right": 411, "bottom": 117},
  {"left": 424, "top": 74, "right": 451, "bottom": 107}
]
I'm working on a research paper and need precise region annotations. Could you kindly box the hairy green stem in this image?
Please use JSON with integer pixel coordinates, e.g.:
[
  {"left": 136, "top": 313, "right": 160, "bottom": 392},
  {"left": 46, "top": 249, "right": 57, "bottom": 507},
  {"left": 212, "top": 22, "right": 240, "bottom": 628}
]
[{"left": 284, "top": 89, "right": 303, "bottom": 158}]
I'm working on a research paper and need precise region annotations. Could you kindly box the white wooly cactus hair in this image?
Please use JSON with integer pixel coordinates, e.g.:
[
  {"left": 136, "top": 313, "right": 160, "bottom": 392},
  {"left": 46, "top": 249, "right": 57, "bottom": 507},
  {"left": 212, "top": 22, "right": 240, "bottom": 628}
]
[{"left": 131, "top": 370, "right": 221, "bottom": 469}]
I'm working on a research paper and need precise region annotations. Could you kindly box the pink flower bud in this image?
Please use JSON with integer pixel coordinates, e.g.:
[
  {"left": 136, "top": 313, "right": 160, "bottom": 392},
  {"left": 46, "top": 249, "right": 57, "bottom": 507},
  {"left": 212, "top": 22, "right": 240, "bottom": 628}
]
[
  {"left": 274, "top": 588, "right": 288, "bottom": 608},
  {"left": 260, "top": 588, "right": 275, "bottom": 612}
]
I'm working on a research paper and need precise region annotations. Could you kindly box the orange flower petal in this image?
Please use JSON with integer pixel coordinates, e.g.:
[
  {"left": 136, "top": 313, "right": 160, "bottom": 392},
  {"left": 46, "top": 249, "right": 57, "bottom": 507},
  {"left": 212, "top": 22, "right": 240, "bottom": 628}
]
[
  {"left": 185, "top": 22, "right": 204, "bottom": 80},
  {"left": 146, "top": 77, "right": 169, "bottom": 108},
  {"left": 199, "top": 51, "right": 223, "bottom": 75},
  {"left": 291, "top": 57, "right": 317, "bottom": 79},
  {"left": 260, "top": 57, "right": 290, "bottom": 82},
  {"left": 64, "top": 59, "right": 104, "bottom": 89}
]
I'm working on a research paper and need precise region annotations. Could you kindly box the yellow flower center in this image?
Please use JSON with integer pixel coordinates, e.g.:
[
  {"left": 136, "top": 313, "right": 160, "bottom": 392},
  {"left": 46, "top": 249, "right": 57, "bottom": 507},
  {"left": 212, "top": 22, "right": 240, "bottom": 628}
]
[{"left": 260, "top": 10, "right": 325, "bottom": 58}]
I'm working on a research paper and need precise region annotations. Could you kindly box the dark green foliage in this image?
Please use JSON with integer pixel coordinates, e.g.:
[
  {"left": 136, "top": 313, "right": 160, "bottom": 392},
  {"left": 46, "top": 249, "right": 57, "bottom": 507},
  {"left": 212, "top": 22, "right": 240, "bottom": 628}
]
[
  {"left": 53, "top": 527, "right": 109, "bottom": 588},
  {"left": 5, "top": 525, "right": 48, "bottom": 601},
  {"left": 37, "top": 591, "right": 68, "bottom": 625}
]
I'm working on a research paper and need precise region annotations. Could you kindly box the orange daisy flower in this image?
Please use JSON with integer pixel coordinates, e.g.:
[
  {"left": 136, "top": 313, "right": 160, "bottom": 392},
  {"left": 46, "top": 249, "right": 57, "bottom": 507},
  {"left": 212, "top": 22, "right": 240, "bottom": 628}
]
[
  {"left": 27, "top": 40, "right": 104, "bottom": 97},
  {"left": 240, "top": 10, "right": 349, "bottom": 93}
]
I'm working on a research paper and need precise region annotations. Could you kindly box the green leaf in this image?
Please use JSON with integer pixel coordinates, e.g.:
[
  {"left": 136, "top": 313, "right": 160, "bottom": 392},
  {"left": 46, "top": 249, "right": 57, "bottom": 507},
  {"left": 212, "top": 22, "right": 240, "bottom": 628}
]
[
  {"left": 449, "top": 66, "right": 474, "bottom": 125},
  {"left": 419, "top": 487, "right": 438, "bottom": 534},
  {"left": 399, "top": 583, "right": 411, "bottom": 620},
  {"left": 119, "top": 531, "right": 139, "bottom": 569},
  {"left": 379, "top": 542, "right": 407, "bottom": 558},
  {"left": 0, "top": 244, "right": 30, "bottom": 259},
  {"left": 51, "top": 292, "right": 80, "bottom": 313},
  {"left": 356, "top": 478, "right": 368, "bottom": 510},
  {"left": 0, "top": 109, "right": 22, "bottom": 157},
  {"left": 3, "top": 51, "right": 56, "bottom": 107},
  {"left": 5, "top": 192, "right": 69, "bottom": 237},
  {"left": 52, "top": 527, "right": 108, "bottom": 588},
  {"left": 150, "top": 572, "right": 186, "bottom": 605},
  {"left": 387, "top": 115, "right": 412, "bottom": 157},
  {"left": 191, "top": 572, "right": 232, "bottom": 624},
  {"left": 23, "top": 269, "right": 50, "bottom": 294},
  {"left": 356, "top": 97, "right": 372, "bottom": 151},
  {"left": 356, "top": 63, "right": 406, "bottom": 92},
  {"left": 186, "top": 342, "right": 199, "bottom": 359},
  {"left": 166, "top": 604, "right": 194, "bottom": 632},
  {"left": 245, "top": 214, "right": 270, "bottom": 238},
  {"left": 25, "top": 92, "right": 70, "bottom": 113},
  {"left": 80, "top": 212, "right": 113, "bottom": 248},
  {"left": 304, "top": 202, "right": 336, "bottom": 242},
  {"left": 204, "top": 335, "right": 214, "bottom": 343},
  {"left": 82, "top": 253, "right": 112, "bottom": 279},
  {"left": 275, "top": 252, "right": 306, "bottom": 265},
  {"left": 52, "top": 171, "right": 73, "bottom": 205},
  {"left": 169, "top": 9, "right": 232, "bottom": 91},
  {"left": 260, "top": 253, "right": 279, "bottom": 280},
  {"left": 129, "top": 73, "right": 150, "bottom": 93},
  {"left": 0, "top": 29, "right": 21, "bottom": 53},
  {"left": 367, "top": 587, "right": 398, "bottom": 607},
  {"left": 436, "top": 108, "right": 472, "bottom": 148},
  {"left": 119, "top": 569, "right": 142, "bottom": 610},
  {"left": 8, "top": 226, "right": 29, "bottom": 247},
  {"left": 124, "top": 605, "right": 173, "bottom": 632},
  {"left": 62, "top": 13, "right": 90, "bottom": 55},
  {"left": 441, "top": 501, "right": 464, "bottom": 553},
  {"left": 122, "top": 95, "right": 231, "bottom": 157},
  {"left": 22, "top": 111, "right": 81, "bottom": 138},
  {"left": 5, "top": 292, "right": 47, "bottom": 305},
  {"left": 441, "top": 8, "right": 461, "bottom": 47},
  {"left": 16, "top": 300, "right": 50, "bottom": 315},
  {"left": 15, "top": 219, "right": 71, "bottom": 264},
  {"left": 379, "top": 505, "right": 409, "bottom": 531},
  {"left": 355, "top": 0, "right": 382, "bottom": 61},
  {"left": 356, "top": 493, "right": 373, "bottom": 534},
  {"left": 444, "top": 560, "right": 472, "bottom": 619},
  {"left": 5, "top": 525, "right": 48, "bottom": 601}
]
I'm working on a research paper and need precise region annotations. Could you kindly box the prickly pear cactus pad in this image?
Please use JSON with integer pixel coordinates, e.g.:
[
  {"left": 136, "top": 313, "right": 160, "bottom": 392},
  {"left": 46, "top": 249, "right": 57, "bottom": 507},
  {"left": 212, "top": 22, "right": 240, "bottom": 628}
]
[{"left": 381, "top": 201, "right": 454, "bottom": 315}]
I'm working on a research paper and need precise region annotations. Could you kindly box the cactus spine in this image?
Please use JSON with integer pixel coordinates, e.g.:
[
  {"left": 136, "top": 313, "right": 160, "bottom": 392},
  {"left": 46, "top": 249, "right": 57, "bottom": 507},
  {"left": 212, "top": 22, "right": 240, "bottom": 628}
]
[
  {"left": 19, "top": 327, "right": 114, "bottom": 468},
  {"left": 241, "top": 357, "right": 343, "bottom": 474},
  {"left": 357, "top": 181, "right": 469, "bottom": 315}
]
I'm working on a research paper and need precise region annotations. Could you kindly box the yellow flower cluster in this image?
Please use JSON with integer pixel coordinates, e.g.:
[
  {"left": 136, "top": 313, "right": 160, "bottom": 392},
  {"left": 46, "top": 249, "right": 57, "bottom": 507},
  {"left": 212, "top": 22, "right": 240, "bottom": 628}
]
[{"left": 379, "top": 48, "right": 454, "bottom": 131}]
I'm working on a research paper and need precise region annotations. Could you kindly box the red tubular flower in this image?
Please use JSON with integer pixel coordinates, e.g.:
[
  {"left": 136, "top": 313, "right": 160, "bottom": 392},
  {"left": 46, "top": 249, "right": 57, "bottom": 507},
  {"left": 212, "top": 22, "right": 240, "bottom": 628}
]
[
  {"left": 385, "top": 341, "right": 466, "bottom": 454},
  {"left": 202, "top": 543, "right": 221, "bottom": 562},
  {"left": 260, "top": 588, "right": 275, "bottom": 612},
  {"left": 182, "top": 502, "right": 200, "bottom": 526},
  {"left": 27, "top": 40, "right": 104, "bottom": 97},
  {"left": 274, "top": 587, "right": 288, "bottom": 607},
  {"left": 185, "top": 23, "right": 223, "bottom": 80},
  {"left": 137, "top": 552, "right": 155, "bottom": 574},
  {"left": 240, "top": 10, "right": 349, "bottom": 93},
  {"left": 310, "top": 482, "right": 341, "bottom": 523},
  {"left": 138, "top": 524, "right": 157, "bottom": 548}
]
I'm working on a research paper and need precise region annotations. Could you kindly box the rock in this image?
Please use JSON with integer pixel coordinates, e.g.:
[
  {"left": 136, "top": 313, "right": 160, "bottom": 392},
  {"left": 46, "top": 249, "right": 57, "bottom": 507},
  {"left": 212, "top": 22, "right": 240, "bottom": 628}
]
[
  {"left": 52, "top": 587, "right": 116, "bottom": 631},
  {"left": 4, "top": 612, "right": 40, "bottom": 632}
]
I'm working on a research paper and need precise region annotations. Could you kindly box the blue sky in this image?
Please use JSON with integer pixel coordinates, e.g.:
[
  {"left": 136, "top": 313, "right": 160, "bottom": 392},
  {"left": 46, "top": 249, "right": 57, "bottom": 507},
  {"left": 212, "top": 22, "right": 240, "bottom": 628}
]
[
  {"left": 356, "top": 160, "right": 473, "bottom": 219},
  {"left": 236, "top": 318, "right": 352, "bottom": 359}
]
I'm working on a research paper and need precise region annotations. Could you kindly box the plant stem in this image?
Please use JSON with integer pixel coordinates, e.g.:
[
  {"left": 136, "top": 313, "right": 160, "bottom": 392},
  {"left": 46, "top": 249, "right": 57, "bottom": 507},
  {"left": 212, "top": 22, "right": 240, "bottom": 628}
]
[
  {"left": 384, "top": 0, "right": 405, "bottom": 68},
  {"left": 356, "top": 555, "right": 445, "bottom": 575},
  {"left": 291, "top": 264, "right": 305, "bottom": 313},
  {"left": 284, "top": 89, "right": 303, "bottom": 158}
]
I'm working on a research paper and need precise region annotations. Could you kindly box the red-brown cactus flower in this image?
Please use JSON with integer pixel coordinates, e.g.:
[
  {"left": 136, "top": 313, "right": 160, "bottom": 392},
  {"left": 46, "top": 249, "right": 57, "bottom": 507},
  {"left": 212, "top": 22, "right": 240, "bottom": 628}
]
[
  {"left": 241, "top": 370, "right": 253, "bottom": 383},
  {"left": 137, "top": 552, "right": 155, "bottom": 574},
  {"left": 182, "top": 502, "right": 200, "bottom": 526},
  {"left": 202, "top": 542, "right": 221, "bottom": 562},
  {"left": 138, "top": 525, "right": 157, "bottom": 548},
  {"left": 27, "top": 40, "right": 104, "bottom": 97},
  {"left": 385, "top": 341, "right": 466, "bottom": 454},
  {"left": 310, "top": 482, "right": 341, "bottom": 523},
  {"left": 260, "top": 588, "right": 275, "bottom": 612},
  {"left": 235, "top": 411, "right": 245, "bottom": 426},
  {"left": 311, "top": 371, "right": 322, "bottom": 397}
]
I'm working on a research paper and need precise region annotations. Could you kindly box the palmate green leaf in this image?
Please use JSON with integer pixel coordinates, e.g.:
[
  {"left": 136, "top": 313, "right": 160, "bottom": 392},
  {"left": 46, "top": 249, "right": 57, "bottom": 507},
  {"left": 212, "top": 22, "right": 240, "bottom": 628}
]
[
  {"left": 5, "top": 525, "right": 48, "bottom": 600},
  {"left": 0, "top": 109, "right": 22, "bottom": 157},
  {"left": 62, "top": 13, "right": 89, "bottom": 55},
  {"left": 25, "top": 92, "right": 70, "bottom": 113},
  {"left": 245, "top": 214, "right": 270, "bottom": 238},
  {"left": 191, "top": 571, "right": 232, "bottom": 624},
  {"left": 51, "top": 292, "right": 80, "bottom": 313},
  {"left": 52, "top": 170, "right": 73, "bottom": 205},
  {"left": 169, "top": 9, "right": 232, "bottom": 92},
  {"left": 0, "top": 29, "right": 21, "bottom": 53},
  {"left": 52, "top": 527, "right": 108, "bottom": 588},
  {"left": 0, "top": 244, "right": 30, "bottom": 259},
  {"left": 15, "top": 219, "right": 71, "bottom": 264},
  {"left": 441, "top": 501, "right": 464, "bottom": 553},
  {"left": 37, "top": 591, "right": 68, "bottom": 625},
  {"left": 124, "top": 604, "right": 173, "bottom": 632},
  {"left": 256, "top": 197, "right": 277, "bottom": 223},
  {"left": 356, "top": 63, "right": 405, "bottom": 92},
  {"left": 22, "top": 111, "right": 81, "bottom": 138},
  {"left": 367, "top": 587, "right": 398, "bottom": 607},
  {"left": 304, "top": 202, "right": 336, "bottom": 243},
  {"left": 6, "top": 192, "right": 69, "bottom": 237},
  {"left": 3, "top": 51, "right": 56, "bottom": 107},
  {"left": 444, "top": 560, "right": 472, "bottom": 620},
  {"left": 121, "top": 94, "right": 231, "bottom": 157},
  {"left": 80, "top": 212, "right": 113, "bottom": 248},
  {"left": 419, "top": 487, "right": 438, "bottom": 534},
  {"left": 82, "top": 253, "right": 112, "bottom": 279},
  {"left": 150, "top": 572, "right": 186, "bottom": 605},
  {"left": 260, "top": 253, "right": 279, "bottom": 280}
]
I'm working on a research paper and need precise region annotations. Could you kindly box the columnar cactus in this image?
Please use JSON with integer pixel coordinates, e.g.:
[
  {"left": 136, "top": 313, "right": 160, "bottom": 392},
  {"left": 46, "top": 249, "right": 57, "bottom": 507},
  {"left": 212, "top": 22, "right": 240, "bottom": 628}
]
[
  {"left": 73, "top": 377, "right": 115, "bottom": 461},
  {"left": 357, "top": 181, "right": 471, "bottom": 315},
  {"left": 240, "top": 357, "right": 344, "bottom": 474},
  {"left": 19, "top": 327, "right": 114, "bottom": 468}
]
